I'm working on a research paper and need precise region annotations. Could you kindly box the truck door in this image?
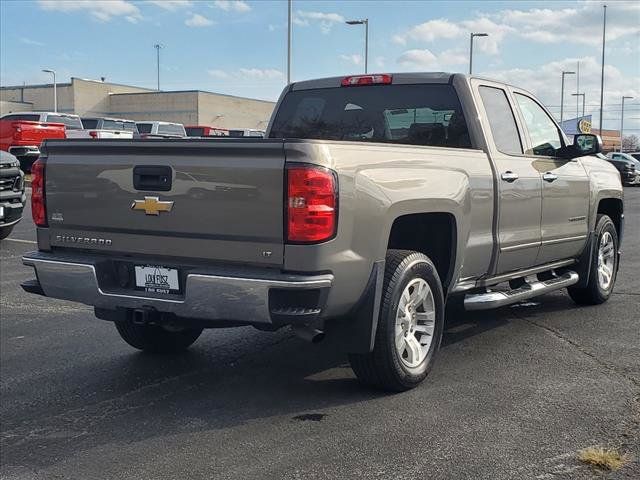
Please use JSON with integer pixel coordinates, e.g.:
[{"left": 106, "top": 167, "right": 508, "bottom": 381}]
[
  {"left": 512, "top": 92, "right": 590, "bottom": 264},
  {"left": 475, "top": 83, "right": 542, "bottom": 273}
]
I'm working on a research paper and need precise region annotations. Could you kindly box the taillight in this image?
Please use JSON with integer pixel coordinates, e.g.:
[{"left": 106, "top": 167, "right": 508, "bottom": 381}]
[
  {"left": 89, "top": 130, "right": 98, "bottom": 138},
  {"left": 286, "top": 165, "right": 337, "bottom": 243},
  {"left": 341, "top": 74, "right": 392, "bottom": 87},
  {"left": 31, "top": 159, "right": 47, "bottom": 227}
]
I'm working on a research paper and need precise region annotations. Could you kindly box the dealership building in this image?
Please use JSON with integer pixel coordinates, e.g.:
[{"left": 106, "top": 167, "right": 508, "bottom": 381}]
[{"left": 0, "top": 77, "right": 275, "bottom": 130}]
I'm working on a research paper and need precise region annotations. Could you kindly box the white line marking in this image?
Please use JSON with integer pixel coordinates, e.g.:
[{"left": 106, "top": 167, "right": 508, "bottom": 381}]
[{"left": 2, "top": 238, "right": 37, "bottom": 244}]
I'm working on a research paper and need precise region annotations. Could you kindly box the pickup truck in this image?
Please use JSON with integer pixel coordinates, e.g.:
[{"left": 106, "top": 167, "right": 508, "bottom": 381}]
[
  {"left": 0, "top": 113, "right": 67, "bottom": 171},
  {"left": 80, "top": 117, "right": 137, "bottom": 139},
  {"left": 21, "top": 73, "right": 623, "bottom": 391}
]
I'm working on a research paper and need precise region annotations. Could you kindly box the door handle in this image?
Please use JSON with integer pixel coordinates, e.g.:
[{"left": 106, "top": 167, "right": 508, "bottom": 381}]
[
  {"left": 133, "top": 165, "right": 172, "bottom": 191},
  {"left": 543, "top": 172, "right": 558, "bottom": 183},
  {"left": 501, "top": 171, "right": 519, "bottom": 182}
]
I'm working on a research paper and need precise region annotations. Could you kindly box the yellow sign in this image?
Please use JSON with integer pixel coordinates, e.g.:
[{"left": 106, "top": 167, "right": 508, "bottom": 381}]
[
  {"left": 131, "top": 196, "right": 174, "bottom": 215},
  {"left": 578, "top": 119, "right": 592, "bottom": 134}
]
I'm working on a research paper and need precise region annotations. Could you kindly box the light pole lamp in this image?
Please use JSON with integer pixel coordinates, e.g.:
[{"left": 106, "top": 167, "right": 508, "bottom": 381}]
[
  {"left": 42, "top": 69, "right": 57, "bottom": 113},
  {"left": 346, "top": 19, "right": 368, "bottom": 73},
  {"left": 621, "top": 95, "right": 633, "bottom": 152},
  {"left": 571, "top": 93, "right": 586, "bottom": 119},
  {"left": 469, "top": 32, "right": 488, "bottom": 75},
  {"left": 560, "top": 70, "right": 575, "bottom": 124}
]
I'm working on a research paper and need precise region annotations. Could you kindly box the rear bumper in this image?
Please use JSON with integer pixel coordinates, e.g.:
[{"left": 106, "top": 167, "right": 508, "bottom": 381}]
[
  {"left": 22, "top": 251, "right": 333, "bottom": 325},
  {"left": 8, "top": 145, "right": 40, "bottom": 157}
]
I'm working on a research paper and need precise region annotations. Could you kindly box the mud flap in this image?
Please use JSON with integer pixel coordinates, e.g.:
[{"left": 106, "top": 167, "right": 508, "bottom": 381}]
[{"left": 324, "top": 260, "right": 384, "bottom": 354}]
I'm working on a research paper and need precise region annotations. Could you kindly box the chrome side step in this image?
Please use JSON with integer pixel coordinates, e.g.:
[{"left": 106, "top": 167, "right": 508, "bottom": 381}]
[{"left": 464, "top": 271, "right": 579, "bottom": 311}]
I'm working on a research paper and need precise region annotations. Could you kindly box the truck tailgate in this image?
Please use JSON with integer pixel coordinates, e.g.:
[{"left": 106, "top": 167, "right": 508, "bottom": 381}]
[{"left": 41, "top": 139, "right": 286, "bottom": 266}]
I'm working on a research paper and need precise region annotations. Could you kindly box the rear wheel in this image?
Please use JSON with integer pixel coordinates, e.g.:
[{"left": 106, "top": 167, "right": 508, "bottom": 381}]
[
  {"left": 568, "top": 214, "right": 618, "bottom": 305},
  {"left": 115, "top": 321, "right": 203, "bottom": 353},
  {"left": 349, "top": 249, "right": 445, "bottom": 392}
]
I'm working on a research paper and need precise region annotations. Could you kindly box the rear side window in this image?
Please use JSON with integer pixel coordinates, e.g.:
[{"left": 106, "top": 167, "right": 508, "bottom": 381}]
[
  {"left": 2, "top": 114, "right": 40, "bottom": 122},
  {"left": 479, "top": 86, "right": 522, "bottom": 155},
  {"left": 137, "top": 123, "right": 152, "bottom": 134},
  {"left": 270, "top": 84, "right": 473, "bottom": 149},
  {"left": 81, "top": 118, "right": 98, "bottom": 129}
]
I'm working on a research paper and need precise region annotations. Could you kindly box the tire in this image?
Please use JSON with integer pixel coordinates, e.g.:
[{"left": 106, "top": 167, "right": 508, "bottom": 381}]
[
  {"left": 349, "top": 249, "right": 445, "bottom": 392},
  {"left": 115, "top": 321, "right": 203, "bottom": 353},
  {"left": 568, "top": 214, "right": 619, "bottom": 305},
  {"left": 0, "top": 225, "right": 15, "bottom": 240}
]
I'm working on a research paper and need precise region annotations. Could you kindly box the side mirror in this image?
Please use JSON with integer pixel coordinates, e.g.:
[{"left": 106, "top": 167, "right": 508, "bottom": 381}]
[{"left": 572, "top": 133, "right": 602, "bottom": 157}]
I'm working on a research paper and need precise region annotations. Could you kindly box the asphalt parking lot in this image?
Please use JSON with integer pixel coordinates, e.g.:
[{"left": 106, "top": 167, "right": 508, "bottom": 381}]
[{"left": 1, "top": 189, "right": 638, "bottom": 480}]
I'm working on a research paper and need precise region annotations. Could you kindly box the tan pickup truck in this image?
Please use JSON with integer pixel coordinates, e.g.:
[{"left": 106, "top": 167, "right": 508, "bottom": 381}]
[{"left": 22, "top": 73, "right": 623, "bottom": 391}]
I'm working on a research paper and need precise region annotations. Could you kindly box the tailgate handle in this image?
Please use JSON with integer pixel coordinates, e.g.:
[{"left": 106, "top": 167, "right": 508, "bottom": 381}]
[{"left": 133, "top": 166, "right": 172, "bottom": 191}]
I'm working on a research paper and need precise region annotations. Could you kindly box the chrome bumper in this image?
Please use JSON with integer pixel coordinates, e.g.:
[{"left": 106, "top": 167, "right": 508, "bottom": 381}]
[{"left": 23, "top": 251, "right": 332, "bottom": 324}]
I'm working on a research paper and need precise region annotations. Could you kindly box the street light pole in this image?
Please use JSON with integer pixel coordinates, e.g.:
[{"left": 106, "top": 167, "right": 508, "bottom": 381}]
[
  {"left": 621, "top": 95, "right": 633, "bottom": 152},
  {"left": 560, "top": 70, "right": 575, "bottom": 125},
  {"left": 599, "top": 5, "right": 607, "bottom": 135},
  {"left": 287, "top": 0, "right": 292, "bottom": 84},
  {"left": 572, "top": 93, "right": 586, "bottom": 119},
  {"left": 469, "top": 32, "right": 488, "bottom": 75},
  {"left": 154, "top": 43, "right": 163, "bottom": 91},
  {"left": 346, "top": 19, "right": 369, "bottom": 73},
  {"left": 42, "top": 69, "right": 57, "bottom": 112}
]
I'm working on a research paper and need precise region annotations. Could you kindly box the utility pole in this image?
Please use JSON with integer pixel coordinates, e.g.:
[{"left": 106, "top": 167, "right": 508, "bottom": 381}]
[
  {"left": 621, "top": 96, "right": 633, "bottom": 152},
  {"left": 287, "top": 0, "right": 292, "bottom": 84},
  {"left": 560, "top": 70, "right": 575, "bottom": 125},
  {"left": 154, "top": 43, "right": 163, "bottom": 91},
  {"left": 598, "top": 5, "right": 607, "bottom": 135},
  {"left": 469, "top": 32, "right": 488, "bottom": 75}
]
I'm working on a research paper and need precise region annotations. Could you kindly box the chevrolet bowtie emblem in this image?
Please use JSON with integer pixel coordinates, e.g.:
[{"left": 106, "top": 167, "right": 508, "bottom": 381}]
[{"left": 131, "top": 196, "right": 174, "bottom": 215}]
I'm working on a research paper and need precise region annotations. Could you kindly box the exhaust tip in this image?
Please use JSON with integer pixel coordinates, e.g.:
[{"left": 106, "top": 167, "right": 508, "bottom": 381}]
[{"left": 293, "top": 325, "right": 325, "bottom": 343}]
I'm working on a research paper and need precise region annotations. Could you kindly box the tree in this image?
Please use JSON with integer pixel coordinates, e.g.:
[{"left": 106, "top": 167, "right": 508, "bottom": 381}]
[{"left": 622, "top": 134, "right": 639, "bottom": 152}]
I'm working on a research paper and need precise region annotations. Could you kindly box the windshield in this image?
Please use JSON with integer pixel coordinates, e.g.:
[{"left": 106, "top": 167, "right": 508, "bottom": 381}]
[{"left": 269, "top": 84, "right": 472, "bottom": 148}]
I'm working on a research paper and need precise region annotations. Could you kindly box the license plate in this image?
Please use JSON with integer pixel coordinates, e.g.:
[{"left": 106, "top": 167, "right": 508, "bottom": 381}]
[{"left": 134, "top": 265, "right": 179, "bottom": 294}]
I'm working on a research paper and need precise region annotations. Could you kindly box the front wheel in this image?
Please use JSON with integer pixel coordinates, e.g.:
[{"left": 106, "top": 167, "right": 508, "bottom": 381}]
[
  {"left": 115, "top": 321, "right": 203, "bottom": 353},
  {"left": 568, "top": 214, "right": 619, "bottom": 305},
  {"left": 349, "top": 249, "right": 445, "bottom": 392}
]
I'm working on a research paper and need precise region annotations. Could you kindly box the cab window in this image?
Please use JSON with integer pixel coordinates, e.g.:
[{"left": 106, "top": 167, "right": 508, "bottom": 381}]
[{"left": 514, "top": 93, "right": 563, "bottom": 157}]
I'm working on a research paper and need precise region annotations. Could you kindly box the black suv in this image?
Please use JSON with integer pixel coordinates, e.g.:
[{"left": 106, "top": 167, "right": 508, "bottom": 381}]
[
  {"left": 603, "top": 152, "right": 640, "bottom": 186},
  {"left": 0, "top": 151, "right": 26, "bottom": 239}
]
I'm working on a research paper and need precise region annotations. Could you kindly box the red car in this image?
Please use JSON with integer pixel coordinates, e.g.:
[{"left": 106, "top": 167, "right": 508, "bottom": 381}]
[{"left": 184, "top": 125, "right": 229, "bottom": 137}]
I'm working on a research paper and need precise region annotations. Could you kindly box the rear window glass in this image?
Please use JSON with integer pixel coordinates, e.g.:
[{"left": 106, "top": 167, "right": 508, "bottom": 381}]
[
  {"left": 136, "top": 123, "right": 152, "bottom": 134},
  {"left": 123, "top": 122, "right": 138, "bottom": 133},
  {"left": 47, "top": 114, "right": 83, "bottom": 129},
  {"left": 157, "top": 124, "right": 185, "bottom": 136},
  {"left": 81, "top": 118, "right": 98, "bottom": 129},
  {"left": 186, "top": 127, "right": 205, "bottom": 137},
  {"left": 479, "top": 86, "right": 523, "bottom": 155},
  {"left": 2, "top": 114, "right": 40, "bottom": 122},
  {"left": 102, "top": 119, "right": 128, "bottom": 130},
  {"left": 269, "top": 84, "right": 472, "bottom": 148}
]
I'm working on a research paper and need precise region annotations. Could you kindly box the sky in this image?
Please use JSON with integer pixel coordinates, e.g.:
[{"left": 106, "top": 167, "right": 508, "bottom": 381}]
[{"left": 1, "top": 0, "right": 639, "bottom": 132}]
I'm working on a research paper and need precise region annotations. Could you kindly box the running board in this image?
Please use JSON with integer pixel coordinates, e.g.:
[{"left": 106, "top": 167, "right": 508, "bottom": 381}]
[{"left": 464, "top": 271, "right": 579, "bottom": 311}]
